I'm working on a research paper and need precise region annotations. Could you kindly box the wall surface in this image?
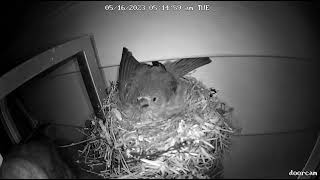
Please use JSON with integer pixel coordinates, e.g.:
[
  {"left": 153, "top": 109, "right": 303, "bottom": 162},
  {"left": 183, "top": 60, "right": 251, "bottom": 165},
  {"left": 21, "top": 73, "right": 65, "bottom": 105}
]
[{"left": 4, "top": 1, "right": 320, "bottom": 178}]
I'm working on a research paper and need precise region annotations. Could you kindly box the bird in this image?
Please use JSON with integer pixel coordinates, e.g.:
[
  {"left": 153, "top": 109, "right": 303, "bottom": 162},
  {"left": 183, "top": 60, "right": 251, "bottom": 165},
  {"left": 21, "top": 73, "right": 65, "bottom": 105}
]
[{"left": 117, "top": 47, "right": 212, "bottom": 121}]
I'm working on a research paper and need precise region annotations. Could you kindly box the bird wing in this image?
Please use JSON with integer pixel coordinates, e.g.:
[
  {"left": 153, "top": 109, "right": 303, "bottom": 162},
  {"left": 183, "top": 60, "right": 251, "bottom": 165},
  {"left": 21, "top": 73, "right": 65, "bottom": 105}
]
[
  {"left": 118, "top": 47, "right": 142, "bottom": 100},
  {"left": 164, "top": 57, "right": 212, "bottom": 77}
]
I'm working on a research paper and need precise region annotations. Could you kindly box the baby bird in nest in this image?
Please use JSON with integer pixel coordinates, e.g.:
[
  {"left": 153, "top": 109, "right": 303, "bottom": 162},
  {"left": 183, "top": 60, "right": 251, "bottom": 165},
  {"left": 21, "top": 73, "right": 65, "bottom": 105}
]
[{"left": 118, "top": 47, "right": 212, "bottom": 121}]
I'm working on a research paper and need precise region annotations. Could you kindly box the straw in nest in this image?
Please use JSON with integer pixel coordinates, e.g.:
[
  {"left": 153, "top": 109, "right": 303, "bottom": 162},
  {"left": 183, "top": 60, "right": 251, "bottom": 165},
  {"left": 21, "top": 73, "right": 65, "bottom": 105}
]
[{"left": 73, "top": 75, "right": 239, "bottom": 179}]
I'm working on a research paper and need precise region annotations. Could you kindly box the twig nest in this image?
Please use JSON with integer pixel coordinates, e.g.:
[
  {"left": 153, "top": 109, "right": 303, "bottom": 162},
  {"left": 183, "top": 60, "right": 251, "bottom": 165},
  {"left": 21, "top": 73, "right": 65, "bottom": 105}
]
[{"left": 77, "top": 76, "right": 239, "bottom": 179}]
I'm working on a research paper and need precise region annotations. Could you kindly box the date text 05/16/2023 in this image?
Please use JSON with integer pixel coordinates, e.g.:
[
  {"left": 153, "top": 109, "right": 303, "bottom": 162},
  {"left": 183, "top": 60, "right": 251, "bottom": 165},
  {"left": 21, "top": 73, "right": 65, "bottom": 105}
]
[{"left": 104, "top": 4, "right": 210, "bottom": 11}]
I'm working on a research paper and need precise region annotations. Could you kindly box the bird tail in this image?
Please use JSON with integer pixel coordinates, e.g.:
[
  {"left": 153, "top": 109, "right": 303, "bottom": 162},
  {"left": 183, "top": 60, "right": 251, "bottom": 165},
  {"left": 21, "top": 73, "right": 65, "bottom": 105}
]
[{"left": 164, "top": 57, "right": 212, "bottom": 77}]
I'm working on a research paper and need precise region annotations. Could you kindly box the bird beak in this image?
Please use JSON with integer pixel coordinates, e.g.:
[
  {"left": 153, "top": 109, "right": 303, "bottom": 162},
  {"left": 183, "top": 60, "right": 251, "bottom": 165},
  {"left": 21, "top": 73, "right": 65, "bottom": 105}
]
[{"left": 137, "top": 96, "right": 151, "bottom": 108}]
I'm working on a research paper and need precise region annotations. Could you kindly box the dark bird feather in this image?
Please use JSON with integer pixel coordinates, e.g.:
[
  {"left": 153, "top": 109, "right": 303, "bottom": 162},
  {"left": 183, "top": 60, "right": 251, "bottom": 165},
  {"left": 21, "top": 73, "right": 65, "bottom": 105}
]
[{"left": 164, "top": 57, "right": 212, "bottom": 77}]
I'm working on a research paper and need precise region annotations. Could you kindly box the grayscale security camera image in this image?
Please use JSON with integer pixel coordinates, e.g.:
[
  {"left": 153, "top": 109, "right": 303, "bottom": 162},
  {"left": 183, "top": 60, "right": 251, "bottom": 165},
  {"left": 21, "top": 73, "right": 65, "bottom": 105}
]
[{"left": 0, "top": 1, "right": 319, "bottom": 179}]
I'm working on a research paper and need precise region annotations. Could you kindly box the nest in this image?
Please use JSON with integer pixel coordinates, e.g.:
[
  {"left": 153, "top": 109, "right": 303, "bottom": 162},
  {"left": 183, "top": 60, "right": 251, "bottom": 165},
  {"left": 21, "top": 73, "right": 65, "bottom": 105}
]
[{"left": 75, "top": 76, "right": 239, "bottom": 179}]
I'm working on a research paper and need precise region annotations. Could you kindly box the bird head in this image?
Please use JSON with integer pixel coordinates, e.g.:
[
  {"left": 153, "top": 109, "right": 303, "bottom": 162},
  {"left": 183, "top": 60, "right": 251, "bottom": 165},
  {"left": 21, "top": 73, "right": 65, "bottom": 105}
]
[{"left": 133, "top": 66, "right": 178, "bottom": 112}]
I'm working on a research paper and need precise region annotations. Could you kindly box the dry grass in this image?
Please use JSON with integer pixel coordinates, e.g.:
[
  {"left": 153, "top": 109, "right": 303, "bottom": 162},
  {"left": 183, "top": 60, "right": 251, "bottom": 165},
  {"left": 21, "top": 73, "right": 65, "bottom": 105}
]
[{"left": 74, "top": 76, "right": 239, "bottom": 179}]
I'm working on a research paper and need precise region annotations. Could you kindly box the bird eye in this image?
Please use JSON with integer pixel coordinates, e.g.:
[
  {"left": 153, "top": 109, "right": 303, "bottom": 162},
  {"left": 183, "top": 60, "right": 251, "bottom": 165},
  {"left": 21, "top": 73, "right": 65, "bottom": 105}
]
[{"left": 152, "top": 97, "right": 157, "bottom": 102}]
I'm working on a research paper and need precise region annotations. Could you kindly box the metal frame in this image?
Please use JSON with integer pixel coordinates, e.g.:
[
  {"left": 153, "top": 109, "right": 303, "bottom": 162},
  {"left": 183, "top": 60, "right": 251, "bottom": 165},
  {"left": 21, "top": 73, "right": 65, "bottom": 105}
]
[{"left": 0, "top": 35, "right": 107, "bottom": 143}]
